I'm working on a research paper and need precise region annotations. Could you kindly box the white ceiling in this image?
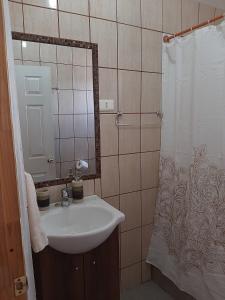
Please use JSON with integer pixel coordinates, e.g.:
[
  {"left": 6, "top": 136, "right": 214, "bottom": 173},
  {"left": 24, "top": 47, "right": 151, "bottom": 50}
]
[{"left": 199, "top": 0, "right": 225, "bottom": 10}]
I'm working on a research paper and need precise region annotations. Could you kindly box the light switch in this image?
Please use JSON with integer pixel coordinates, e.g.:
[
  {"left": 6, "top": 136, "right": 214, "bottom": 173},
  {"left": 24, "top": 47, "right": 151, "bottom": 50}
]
[{"left": 99, "top": 99, "right": 114, "bottom": 112}]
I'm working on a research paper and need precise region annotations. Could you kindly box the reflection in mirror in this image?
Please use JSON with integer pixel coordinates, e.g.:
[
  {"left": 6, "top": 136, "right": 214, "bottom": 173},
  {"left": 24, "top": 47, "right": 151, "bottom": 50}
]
[{"left": 12, "top": 35, "right": 99, "bottom": 185}]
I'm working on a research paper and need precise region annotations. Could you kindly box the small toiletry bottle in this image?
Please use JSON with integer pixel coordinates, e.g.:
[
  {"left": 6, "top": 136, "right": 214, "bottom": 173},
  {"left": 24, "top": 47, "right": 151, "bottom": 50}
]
[
  {"left": 36, "top": 188, "right": 50, "bottom": 210},
  {"left": 72, "top": 179, "right": 84, "bottom": 200}
]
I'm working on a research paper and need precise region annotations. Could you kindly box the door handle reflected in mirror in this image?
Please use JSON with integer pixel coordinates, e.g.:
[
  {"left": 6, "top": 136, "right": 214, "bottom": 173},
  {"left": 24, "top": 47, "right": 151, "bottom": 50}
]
[{"left": 47, "top": 158, "right": 55, "bottom": 164}]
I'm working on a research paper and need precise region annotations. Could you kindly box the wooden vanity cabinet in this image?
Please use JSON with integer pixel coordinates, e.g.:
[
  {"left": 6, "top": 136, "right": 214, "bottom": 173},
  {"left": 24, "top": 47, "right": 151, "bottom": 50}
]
[{"left": 33, "top": 227, "right": 120, "bottom": 300}]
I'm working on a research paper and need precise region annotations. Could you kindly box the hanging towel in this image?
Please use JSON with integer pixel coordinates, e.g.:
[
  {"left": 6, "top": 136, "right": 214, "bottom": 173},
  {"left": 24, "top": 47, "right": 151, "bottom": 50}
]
[{"left": 25, "top": 172, "right": 48, "bottom": 253}]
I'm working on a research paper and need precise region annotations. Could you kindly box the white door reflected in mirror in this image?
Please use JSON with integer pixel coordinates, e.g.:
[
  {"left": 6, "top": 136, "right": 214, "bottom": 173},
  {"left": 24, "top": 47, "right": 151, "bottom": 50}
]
[{"left": 15, "top": 65, "right": 56, "bottom": 182}]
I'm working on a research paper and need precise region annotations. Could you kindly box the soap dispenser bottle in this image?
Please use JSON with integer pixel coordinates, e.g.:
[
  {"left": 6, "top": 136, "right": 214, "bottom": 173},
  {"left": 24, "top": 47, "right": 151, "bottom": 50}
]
[
  {"left": 72, "top": 178, "right": 83, "bottom": 200},
  {"left": 71, "top": 160, "right": 88, "bottom": 200}
]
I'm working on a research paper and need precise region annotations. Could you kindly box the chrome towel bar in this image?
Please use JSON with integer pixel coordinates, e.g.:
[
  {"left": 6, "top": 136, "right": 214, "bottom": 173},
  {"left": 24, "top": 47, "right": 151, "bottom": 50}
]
[{"left": 115, "top": 111, "right": 163, "bottom": 128}]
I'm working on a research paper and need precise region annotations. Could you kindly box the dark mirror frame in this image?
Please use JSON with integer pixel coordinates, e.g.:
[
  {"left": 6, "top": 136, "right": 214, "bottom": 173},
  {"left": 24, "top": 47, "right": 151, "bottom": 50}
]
[{"left": 12, "top": 32, "right": 101, "bottom": 188}]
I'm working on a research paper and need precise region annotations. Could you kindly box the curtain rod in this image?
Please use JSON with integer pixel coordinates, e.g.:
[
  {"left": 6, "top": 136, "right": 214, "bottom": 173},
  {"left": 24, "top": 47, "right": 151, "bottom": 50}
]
[{"left": 163, "top": 14, "right": 224, "bottom": 43}]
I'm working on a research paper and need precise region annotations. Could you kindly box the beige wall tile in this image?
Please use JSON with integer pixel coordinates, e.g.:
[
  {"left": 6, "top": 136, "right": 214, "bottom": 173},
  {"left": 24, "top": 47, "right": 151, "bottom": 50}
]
[
  {"left": 87, "top": 94, "right": 94, "bottom": 115},
  {"left": 142, "top": 188, "right": 157, "bottom": 225},
  {"left": 9, "top": 2, "right": 23, "bottom": 32},
  {"left": 87, "top": 67, "right": 93, "bottom": 90},
  {"left": 90, "top": 0, "right": 117, "bottom": 21},
  {"left": 182, "top": 0, "right": 199, "bottom": 30},
  {"left": 74, "top": 115, "right": 88, "bottom": 137},
  {"left": 215, "top": 8, "right": 225, "bottom": 16},
  {"left": 142, "top": 261, "right": 151, "bottom": 282},
  {"left": 13, "top": 40, "right": 22, "bottom": 60},
  {"left": 141, "top": 0, "right": 162, "bottom": 31},
  {"left": 119, "top": 115, "right": 140, "bottom": 155},
  {"left": 24, "top": 5, "right": 58, "bottom": 37},
  {"left": 58, "top": 0, "right": 88, "bottom": 15},
  {"left": 58, "top": 115, "right": 73, "bottom": 138},
  {"left": 83, "top": 180, "right": 95, "bottom": 196},
  {"left": 88, "top": 137, "right": 95, "bottom": 159},
  {"left": 141, "top": 114, "right": 161, "bottom": 152},
  {"left": 87, "top": 114, "right": 95, "bottom": 137},
  {"left": 121, "top": 228, "right": 141, "bottom": 267},
  {"left": 57, "top": 64, "right": 73, "bottom": 89},
  {"left": 73, "top": 48, "right": 87, "bottom": 66},
  {"left": 141, "top": 73, "right": 162, "bottom": 113},
  {"left": 215, "top": 9, "right": 225, "bottom": 25},
  {"left": 52, "top": 90, "right": 58, "bottom": 115},
  {"left": 99, "top": 68, "right": 118, "bottom": 113},
  {"left": 60, "top": 138, "right": 75, "bottom": 162},
  {"left": 119, "top": 153, "right": 141, "bottom": 194},
  {"left": 22, "top": 41, "right": 40, "bottom": 61},
  {"left": 120, "top": 191, "right": 141, "bottom": 232},
  {"left": 41, "top": 62, "right": 58, "bottom": 89},
  {"left": 75, "top": 138, "right": 89, "bottom": 160},
  {"left": 117, "top": 0, "right": 141, "bottom": 26},
  {"left": 100, "top": 114, "right": 118, "bottom": 156},
  {"left": 142, "top": 224, "right": 153, "bottom": 260},
  {"left": 101, "top": 156, "right": 119, "bottom": 197},
  {"left": 141, "top": 151, "right": 160, "bottom": 189},
  {"left": 199, "top": 3, "right": 216, "bottom": 23},
  {"left": 40, "top": 44, "right": 57, "bottom": 63},
  {"left": 74, "top": 91, "right": 87, "bottom": 114},
  {"left": 94, "top": 179, "right": 102, "bottom": 197},
  {"left": 104, "top": 195, "right": 120, "bottom": 210},
  {"left": 118, "top": 24, "right": 141, "bottom": 71},
  {"left": 57, "top": 45, "right": 72, "bottom": 65},
  {"left": 59, "top": 12, "right": 89, "bottom": 41},
  {"left": 58, "top": 90, "right": 73, "bottom": 114},
  {"left": 142, "top": 29, "right": 162, "bottom": 73},
  {"left": 91, "top": 19, "right": 117, "bottom": 68},
  {"left": 23, "top": 0, "right": 57, "bottom": 9},
  {"left": 47, "top": 184, "right": 66, "bottom": 203},
  {"left": 121, "top": 263, "right": 142, "bottom": 290},
  {"left": 163, "top": 0, "right": 182, "bottom": 33},
  {"left": 118, "top": 70, "right": 141, "bottom": 113},
  {"left": 87, "top": 91, "right": 94, "bottom": 113},
  {"left": 73, "top": 66, "right": 87, "bottom": 90}
]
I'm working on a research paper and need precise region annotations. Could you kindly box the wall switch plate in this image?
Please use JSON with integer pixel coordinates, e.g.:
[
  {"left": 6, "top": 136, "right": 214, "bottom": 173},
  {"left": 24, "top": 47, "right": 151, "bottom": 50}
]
[{"left": 99, "top": 99, "right": 114, "bottom": 112}]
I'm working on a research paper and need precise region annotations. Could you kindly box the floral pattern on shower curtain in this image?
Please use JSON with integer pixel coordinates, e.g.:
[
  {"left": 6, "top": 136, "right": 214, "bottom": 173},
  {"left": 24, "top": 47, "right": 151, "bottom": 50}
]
[{"left": 147, "top": 21, "right": 225, "bottom": 300}]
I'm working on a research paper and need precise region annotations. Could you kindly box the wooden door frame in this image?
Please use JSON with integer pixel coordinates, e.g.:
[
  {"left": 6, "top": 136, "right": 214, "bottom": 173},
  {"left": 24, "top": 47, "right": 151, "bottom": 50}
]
[{"left": 0, "top": 0, "right": 27, "bottom": 299}]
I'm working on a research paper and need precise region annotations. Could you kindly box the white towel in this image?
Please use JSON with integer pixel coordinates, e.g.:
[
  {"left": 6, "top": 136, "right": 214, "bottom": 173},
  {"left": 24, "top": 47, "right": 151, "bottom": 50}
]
[{"left": 25, "top": 172, "right": 48, "bottom": 253}]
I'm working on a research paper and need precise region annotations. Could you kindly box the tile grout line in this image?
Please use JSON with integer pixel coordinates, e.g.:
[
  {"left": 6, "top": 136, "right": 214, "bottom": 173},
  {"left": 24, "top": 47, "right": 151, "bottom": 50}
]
[
  {"left": 140, "top": 0, "right": 143, "bottom": 284},
  {"left": 14, "top": 58, "right": 163, "bottom": 75},
  {"left": 21, "top": 0, "right": 25, "bottom": 33},
  {"left": 115, "top": 0, "right": 122, "bottom": 282}
]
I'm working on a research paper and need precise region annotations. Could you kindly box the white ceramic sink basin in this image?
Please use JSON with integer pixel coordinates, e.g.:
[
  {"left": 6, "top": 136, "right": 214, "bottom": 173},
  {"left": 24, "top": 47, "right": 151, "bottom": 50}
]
[{"left": 40, "top": 195, "right": 125, "bottom": 254}]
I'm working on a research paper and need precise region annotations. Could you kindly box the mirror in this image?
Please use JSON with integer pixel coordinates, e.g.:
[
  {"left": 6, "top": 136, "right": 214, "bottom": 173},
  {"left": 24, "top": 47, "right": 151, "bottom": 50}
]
[{"left": 12, "top": 32, "right": 100, "bottom": 187}]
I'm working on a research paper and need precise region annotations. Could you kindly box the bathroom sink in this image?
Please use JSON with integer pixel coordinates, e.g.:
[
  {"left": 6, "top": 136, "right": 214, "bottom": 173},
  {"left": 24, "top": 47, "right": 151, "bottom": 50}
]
[{"left": 40, "top": 195, "right": 125, "bottom": 254}]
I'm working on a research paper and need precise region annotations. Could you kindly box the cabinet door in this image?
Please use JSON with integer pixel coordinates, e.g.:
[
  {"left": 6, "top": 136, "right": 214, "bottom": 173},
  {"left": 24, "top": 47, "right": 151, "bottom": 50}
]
[
  {"left": 67, "top": 255, "right": 85, "bottom": 300},
  {"left": 84, "top": 228, "right": 120, "bottom": 300},
  {"left": 33, "top": 247, "right": 85, "bottom": 300}
]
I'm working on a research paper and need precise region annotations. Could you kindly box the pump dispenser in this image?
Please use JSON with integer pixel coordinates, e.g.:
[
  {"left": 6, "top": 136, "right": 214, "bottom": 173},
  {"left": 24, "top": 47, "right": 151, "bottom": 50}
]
[{"left": 72, "top": 160, "right": 88, "bottom": 200}]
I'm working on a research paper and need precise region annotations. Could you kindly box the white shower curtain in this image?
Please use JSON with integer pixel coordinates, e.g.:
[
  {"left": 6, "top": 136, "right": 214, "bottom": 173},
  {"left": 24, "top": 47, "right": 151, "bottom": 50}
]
[{"left": 147, "top": 22, "right": 225, "bottom": 300}]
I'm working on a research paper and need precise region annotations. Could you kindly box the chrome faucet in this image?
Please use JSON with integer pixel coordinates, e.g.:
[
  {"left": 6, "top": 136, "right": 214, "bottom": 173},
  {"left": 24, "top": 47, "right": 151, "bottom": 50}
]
[{"left": 61, "top": 188, "right": 71, "bottom": 207}]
